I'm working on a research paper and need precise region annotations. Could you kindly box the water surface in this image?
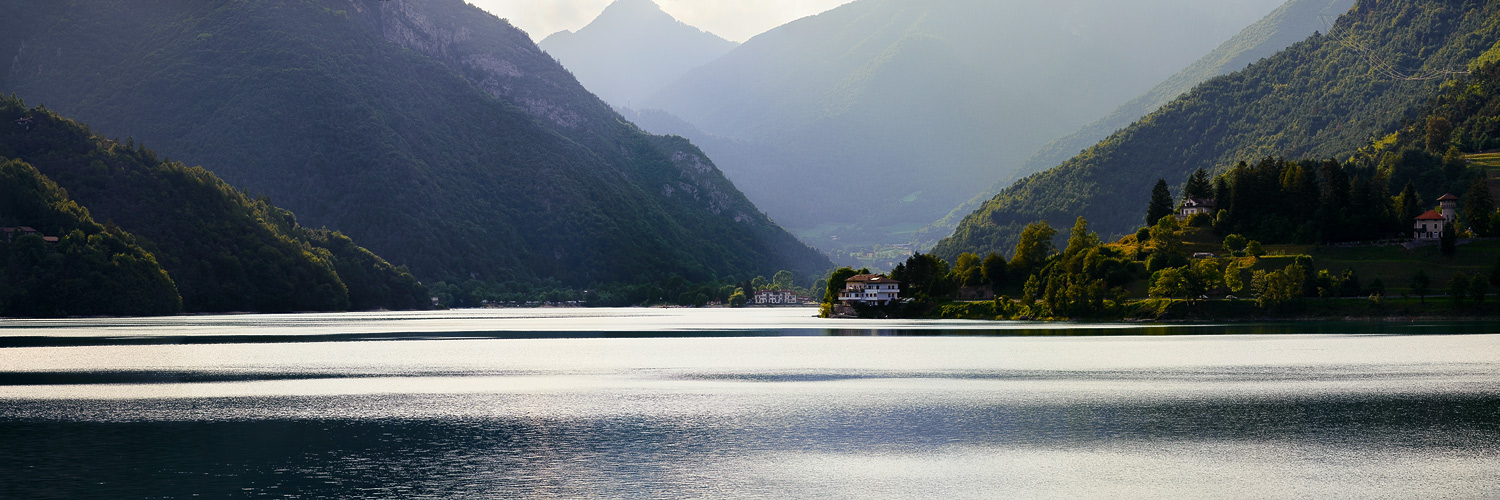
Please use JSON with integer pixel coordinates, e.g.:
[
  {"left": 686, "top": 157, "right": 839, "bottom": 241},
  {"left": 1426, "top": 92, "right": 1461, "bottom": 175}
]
[{"left": 2, "top": 308, "right": 1498, "bottom": 498}]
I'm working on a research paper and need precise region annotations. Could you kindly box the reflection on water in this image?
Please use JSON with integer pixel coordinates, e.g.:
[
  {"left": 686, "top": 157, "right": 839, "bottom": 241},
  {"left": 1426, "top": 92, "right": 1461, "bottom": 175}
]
[{"left": 1, "top": 308, "right": 1498, "bottom": 498}]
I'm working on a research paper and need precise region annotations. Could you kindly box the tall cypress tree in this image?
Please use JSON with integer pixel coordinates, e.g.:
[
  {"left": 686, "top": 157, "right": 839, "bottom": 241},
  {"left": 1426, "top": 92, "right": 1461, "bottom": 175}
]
[
  {"left": 1396, "top": 182, "right": 1423, "bottom": 229},
  {"left": 1147, "top": 179, "right": 1174, "bottom": 227},
  {"left": 1463, "top": 177, "right": 1494, "bottom": 236}
]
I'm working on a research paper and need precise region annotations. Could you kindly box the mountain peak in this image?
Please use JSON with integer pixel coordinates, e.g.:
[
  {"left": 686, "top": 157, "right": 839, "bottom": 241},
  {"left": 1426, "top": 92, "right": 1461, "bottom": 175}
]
[
  {"left": 590, "top": 0, "right": 673, "bottom": 28},
  {"left": 538, "top": 0, "right": 738, "bottom": 107}
]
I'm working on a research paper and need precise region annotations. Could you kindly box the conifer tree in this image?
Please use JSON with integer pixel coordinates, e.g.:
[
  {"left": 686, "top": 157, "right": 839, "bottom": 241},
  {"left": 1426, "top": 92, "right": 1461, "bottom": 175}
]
[
  {"left": 1183, "top": 168, "right": 1212, "bottom": 200},
  {"left": 1147, "top": 179, "right": 1174, "bottom": 227},
  {"left": 1396, "top": 182, "right": 1423, "bottom": 227},
  {"left": 1463, "top": 177, "right": 1494, "bottom": 236}
]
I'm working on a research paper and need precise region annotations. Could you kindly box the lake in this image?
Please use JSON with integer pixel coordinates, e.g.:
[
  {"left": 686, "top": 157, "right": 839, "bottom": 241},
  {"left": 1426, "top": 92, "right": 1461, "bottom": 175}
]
[{"left": 2, "top": 308, "right": 1498, "bottom": 498}]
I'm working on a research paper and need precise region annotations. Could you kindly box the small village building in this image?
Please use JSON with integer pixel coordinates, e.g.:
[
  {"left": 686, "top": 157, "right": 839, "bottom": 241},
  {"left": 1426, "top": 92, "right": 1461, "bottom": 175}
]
[
  {"left": 1, "top": 227, "right": 37, "bottom": 242},
  {"left": 1438, "top": 193, "right": 1459, "bottom": 223},
  {"left": 1414, "top": 210, "right": 1446, "bottom": 240},
  {"left": 1179, "top": 198, "right": 1216, "bottom": 218},
  {"left": 1413, "top": 193, "right": 1461, "bottom": 240},
  {"left": 837, "top": 274, "right": 901, "bottom": 306},
  {"left": 753, "top": 290, "right": 806, "bottom": 305}
]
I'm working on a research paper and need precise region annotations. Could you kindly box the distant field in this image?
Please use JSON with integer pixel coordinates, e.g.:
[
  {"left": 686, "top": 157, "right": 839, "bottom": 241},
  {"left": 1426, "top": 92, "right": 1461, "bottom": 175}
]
[{"left": 1466, "top": 152, "right": 1500, "bottom": 169}]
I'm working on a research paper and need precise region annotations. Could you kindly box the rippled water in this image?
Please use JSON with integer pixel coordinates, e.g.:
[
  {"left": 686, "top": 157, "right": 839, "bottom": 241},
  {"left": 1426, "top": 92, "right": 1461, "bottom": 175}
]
[{"left": 2, "top": 308, "right": 1498, "bottom": 498}]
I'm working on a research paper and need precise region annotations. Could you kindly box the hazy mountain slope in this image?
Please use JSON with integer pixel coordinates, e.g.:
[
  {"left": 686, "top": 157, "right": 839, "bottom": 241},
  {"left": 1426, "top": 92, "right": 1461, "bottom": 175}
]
[
  {"left": 539, "top": 0, "right": 737, "bottom": 108},
  {"left": 933, "top": 0, "right": 1500, "bottom": 261},
  {"left": 637, "top": 0, "right": 1286, "bottom": 247},
  {"left": 0, "top": 96, "right": 430, "bottom": 313},
  {"left": 0, "top": 158, "right": 181, "bottom": 317},
  {"left": 0, "top": 0, "right": 829, "bottom": 286},
  {"left": 930, "top": 0, "right": 1360, "bottom": 233}
]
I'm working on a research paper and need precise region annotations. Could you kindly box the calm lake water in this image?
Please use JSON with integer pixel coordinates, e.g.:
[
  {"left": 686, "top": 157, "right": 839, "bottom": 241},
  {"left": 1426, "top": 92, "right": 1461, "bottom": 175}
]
[{"left": 2, "top": 308, "right": 1499, "bottom": 499}]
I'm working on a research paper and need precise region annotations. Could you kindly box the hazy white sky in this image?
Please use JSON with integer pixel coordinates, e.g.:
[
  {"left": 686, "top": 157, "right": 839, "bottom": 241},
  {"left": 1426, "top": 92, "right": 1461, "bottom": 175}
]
[{"left": 466, "top": 0, "right": 856, "bottom": 42}]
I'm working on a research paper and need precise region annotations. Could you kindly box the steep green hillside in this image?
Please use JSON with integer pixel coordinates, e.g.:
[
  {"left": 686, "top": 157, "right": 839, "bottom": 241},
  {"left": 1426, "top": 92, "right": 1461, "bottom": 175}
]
[
  {"left": 539, "top": 0, "right": 738, "bottom": 108},
  {"left": 0, "top": 0, "right": 829, "bottom": 288},
  {"left": 0, "top": 158, "right": 181, "bottom": 317},
  {"left": 935, "top": 0, "right": 1500, "bottom": 261},
  {"left": 929, "top": 0, "right": 1359, "bottom": 236},
  {"left": 0, "top": 97, "right": 429, "bottom": 313},
  {"left": 640, "top": 0, "right": 1285, "bottom": 246}
]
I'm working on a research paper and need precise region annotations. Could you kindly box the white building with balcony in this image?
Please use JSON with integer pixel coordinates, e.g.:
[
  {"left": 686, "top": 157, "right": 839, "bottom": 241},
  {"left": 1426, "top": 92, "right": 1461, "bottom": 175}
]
[{"left": 837, "top": 274, "right": 901, "bottom": 306}]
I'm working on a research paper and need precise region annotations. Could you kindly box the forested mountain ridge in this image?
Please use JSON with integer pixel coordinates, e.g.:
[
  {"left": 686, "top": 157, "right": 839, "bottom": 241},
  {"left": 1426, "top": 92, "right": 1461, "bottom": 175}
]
[
  {"left": 0, "top": 97, "right": 430, "bottom": 313},
  {"left": 0, "top": 0, "right": 830, "bottom": 288},
  {"left": 0, "top": 157, "right": 182, "bottom": 317},
  {"left": 933, "top": 0, "right": 1500, "bottom": 262},
  {"left": 636, "top": 0, "right": 1286, "bottom": 249},
  {"left": 928, "top": 0, "right": 1360, "bottom": 235},
  {"left": 539, "top": 0, "right": 738, "bottom": 108}
]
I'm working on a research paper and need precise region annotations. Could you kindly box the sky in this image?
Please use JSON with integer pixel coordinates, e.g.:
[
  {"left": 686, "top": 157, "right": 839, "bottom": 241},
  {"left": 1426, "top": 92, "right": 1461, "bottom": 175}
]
[{"left": 466, "top": 0, "right": 857, "bottom": 42}]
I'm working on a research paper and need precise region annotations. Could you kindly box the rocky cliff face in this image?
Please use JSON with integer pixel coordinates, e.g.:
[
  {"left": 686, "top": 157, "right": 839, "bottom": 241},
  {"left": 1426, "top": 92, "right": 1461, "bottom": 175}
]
[{"left": 352, "top": 0, "right": 752, "bottom": 223}]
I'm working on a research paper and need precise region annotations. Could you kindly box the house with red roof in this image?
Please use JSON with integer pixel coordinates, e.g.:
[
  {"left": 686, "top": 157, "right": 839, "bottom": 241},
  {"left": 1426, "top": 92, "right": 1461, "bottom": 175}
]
[
  {"left": 1414, "top": 193, "right": 1461, "bottom": 240},
  {"left": 1414, "top": 210, "right": 1446, "bottom": 240}
]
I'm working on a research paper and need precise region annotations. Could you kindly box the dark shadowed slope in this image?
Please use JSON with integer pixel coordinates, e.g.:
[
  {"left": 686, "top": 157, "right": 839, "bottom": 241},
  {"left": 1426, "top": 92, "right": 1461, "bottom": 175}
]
[
  {"left": 0, "top": 0, "right": 829, "bottom": 287},
  {"left": 0, "top": 96, "right": 430, "bottom": 313},
  {"left": 0, "top": 157, "right": 181, "bottom": 317}
]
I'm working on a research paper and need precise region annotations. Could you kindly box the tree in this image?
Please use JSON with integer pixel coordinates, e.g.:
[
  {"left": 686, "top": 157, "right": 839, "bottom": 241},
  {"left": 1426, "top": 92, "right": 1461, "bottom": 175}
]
[
  {"left": 1339, "top": 269, "right": 1362, "bottom": 297},
  {"left": 728, "top": 288, "right": 748, "bottom": 307},
  {"left": 823, "top": 267, "right": 858, "bottom": 304},
  {"left": 1147, "top": 178, "right": 1174, "bottom": 227},
  {"left": 1470, "top": 277, "right": 1488, "bottom": 305},
  {"left": 891, "top": 253, "right": 952, "bottom": 300},
  {"left": 1251, "top": 262, "right": 1305, "bottom": 308},
  {"left": 1222, "top": 234, "right": 1247, "bottom": 255},
  {"left": 1183, "top": 168, "right": 1212, "bottom": 200},
  {"left": 1022, "top": 274, "right": 1044, "bottom": 304},
  {"left": 950, "top": 252, "right": 983, "bottom": 288},
  {"left": 1463, "top": 177, "right": 1495, "bottom": 237},
  {"left": 1396, "top": 182, "right": 1423, "bottom": 227},
  {"left": 1245, "top": 240, "right": 1265, "bottom": 257},
  {"left": 1448, "top": 272, "right": 1470, "bottom": 306},
  {"left": 771, "top": 270, "right": 796, "bottom": 291},
  {"left": 1224, "top": 262, "right": 1245, "bottom": 293},
  {"left": 1149, "top": 267, "right": 1189, "bottom": 299},
  {"left": 981, "top": 252, "right": 1007, "bottom": 290},
  {"left": 1427, "top": 116, "right": 1454, "bottom": 153},
  {"left": 1441, "top": 222, "right": 1456, "bottom": 255},
  {"left": 1062, "top": 217, "right": 1101, "bottom": 266},
  {"left": 1149, "top": 215, "right": 1184, "bottom": 263},
  {"left": 1411, "top": 269, "right": 1431, "bottom": 303},
  {"left": 1009, "top": 221, "right": 1057, "bottom": 279}
]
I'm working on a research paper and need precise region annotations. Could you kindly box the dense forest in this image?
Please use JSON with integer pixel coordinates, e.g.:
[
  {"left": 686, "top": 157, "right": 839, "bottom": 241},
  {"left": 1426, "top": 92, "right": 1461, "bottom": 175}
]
[
  {"left": 854, "top": 55, "right": 1500, "bottom": 320},
  {"left": 0, "top": 0, "right": 829, "bottom": 293},
  {"left": 935, "top": 0, "right": 1500, "bottom": 262},
  {"left": 0, "top": 97, "right": 429, "bottom": 313},
  {"left": 0, "top": 158, "right": 181, "bottom": 317}
]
